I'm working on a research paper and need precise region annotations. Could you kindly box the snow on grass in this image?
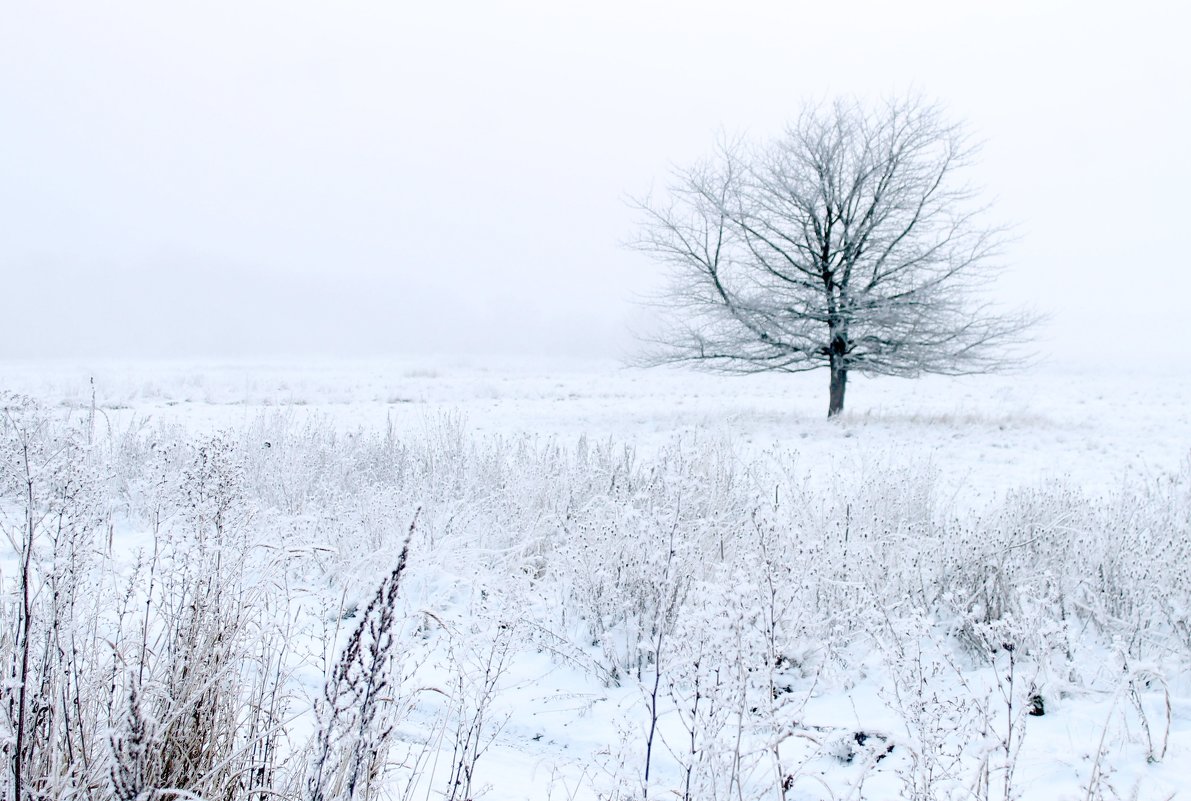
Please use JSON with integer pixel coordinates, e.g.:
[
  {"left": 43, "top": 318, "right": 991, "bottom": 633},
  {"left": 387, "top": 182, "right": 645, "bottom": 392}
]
[{"left": 1, "top": 358, "right": 1189, "bottom": 800}]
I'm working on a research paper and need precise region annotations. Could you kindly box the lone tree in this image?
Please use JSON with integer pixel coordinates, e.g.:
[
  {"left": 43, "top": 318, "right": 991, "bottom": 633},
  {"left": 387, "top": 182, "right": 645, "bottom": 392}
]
[{"left": 633, "top": 96, "right": 1036, "bottom": 417}]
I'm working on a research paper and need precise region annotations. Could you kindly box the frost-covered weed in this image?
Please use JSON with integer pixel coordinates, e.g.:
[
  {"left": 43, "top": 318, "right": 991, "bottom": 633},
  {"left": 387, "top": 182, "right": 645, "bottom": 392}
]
[
  {"left": 0, "top": 393, "right": 108, "bottom": 801},
  {"left": 106, "top": 435, "right": 296, "bottom": 801},
  {"left": 309, "top": 517, "right": 415, "bottom": 801}
]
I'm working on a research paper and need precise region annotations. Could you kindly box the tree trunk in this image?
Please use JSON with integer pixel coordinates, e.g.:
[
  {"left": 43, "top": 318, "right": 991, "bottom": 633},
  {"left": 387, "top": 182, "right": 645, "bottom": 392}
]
[
  {"left": 828, "top": 327, "right": 848, "bottom": 417},
  {"left": 828, "top": 361, "right": 847, "bottom": 417}
]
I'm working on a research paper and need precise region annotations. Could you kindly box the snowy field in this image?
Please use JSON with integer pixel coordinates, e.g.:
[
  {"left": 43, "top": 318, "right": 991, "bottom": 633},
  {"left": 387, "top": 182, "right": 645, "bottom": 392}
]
[
  {"left": 2, "top": 358, "right": 1189, "bottom": 801},
  {"left": 6, "top": 357, "right": 1190, "bottom": 496}
]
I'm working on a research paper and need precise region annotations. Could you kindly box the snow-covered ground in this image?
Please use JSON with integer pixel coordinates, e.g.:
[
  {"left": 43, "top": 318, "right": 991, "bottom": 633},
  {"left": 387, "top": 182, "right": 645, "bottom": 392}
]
[
  {"left": 2, "top": 357, "right": 1189, "bottom": 801},
  {"left": 6, "top": 356, "right": 1189, "bottom": 496}
]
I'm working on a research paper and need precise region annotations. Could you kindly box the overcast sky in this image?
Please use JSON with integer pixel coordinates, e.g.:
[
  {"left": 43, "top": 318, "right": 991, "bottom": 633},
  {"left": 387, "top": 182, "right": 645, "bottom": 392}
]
[{"left": 2, "top": 1, "right": 1187, "bottom": 367}]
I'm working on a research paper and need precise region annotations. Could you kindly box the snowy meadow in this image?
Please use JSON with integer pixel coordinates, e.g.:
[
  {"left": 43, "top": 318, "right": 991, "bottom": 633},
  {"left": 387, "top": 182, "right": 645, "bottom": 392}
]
[{"left": 1, "top": 359, "right": 1189, "bottom": 801}]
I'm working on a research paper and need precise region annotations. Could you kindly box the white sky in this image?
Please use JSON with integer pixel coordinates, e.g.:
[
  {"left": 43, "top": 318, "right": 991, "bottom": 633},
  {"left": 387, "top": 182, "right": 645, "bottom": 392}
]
[{"left": 2, "top": 1, "right": 1188, "bottom": 367}]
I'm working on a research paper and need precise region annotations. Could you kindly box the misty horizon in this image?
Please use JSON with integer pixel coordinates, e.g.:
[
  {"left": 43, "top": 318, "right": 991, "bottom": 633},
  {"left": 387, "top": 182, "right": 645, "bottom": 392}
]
[{"left": 3, "top": 1, "right": 1188, "bottom": 369}]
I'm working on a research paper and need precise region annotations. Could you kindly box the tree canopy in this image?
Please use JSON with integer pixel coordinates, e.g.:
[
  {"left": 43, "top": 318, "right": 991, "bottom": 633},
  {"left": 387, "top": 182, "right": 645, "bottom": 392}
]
[{"left": 633, "top": 96, "right": 1037, "bottom": 416}]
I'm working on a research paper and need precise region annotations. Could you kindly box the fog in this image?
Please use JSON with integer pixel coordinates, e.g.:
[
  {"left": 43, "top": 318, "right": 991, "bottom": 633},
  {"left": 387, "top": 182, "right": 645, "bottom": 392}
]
[{"left": 2, "top": 1, "right": 1187, "bottom": 367}]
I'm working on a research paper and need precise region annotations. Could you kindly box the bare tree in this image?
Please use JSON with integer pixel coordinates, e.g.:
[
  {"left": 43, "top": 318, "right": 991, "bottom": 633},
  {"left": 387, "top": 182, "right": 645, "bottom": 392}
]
[{"left": 633, "top": 95, "right": 1037, "bottom": 416}]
